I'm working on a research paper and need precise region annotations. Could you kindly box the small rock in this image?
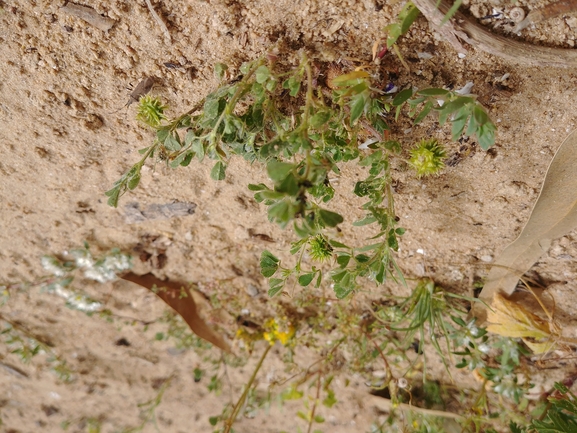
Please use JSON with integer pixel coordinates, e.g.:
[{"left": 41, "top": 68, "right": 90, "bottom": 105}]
[{"left": 245, "top": 284, "right": 259, "bottom": 297}]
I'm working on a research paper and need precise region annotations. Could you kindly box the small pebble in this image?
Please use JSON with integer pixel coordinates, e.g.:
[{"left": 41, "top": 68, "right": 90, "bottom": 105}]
[{"left": 245, "top": 284, "right": 259, "bottom": 297}]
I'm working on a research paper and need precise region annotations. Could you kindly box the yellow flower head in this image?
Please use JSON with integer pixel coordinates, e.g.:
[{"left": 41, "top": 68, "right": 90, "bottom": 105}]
[{"left": 263, "top": 317, "right": 295, "bottom": 346}]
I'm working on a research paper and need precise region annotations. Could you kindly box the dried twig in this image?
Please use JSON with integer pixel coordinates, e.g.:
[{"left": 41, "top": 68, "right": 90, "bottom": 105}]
[
  {"left": 144, "top": 0, "right": 172, "bottom": 42},
  {"left": 60, "top": 3, "right": 116, "bottom": 32},
  {"left": 412, "top": 0, "right": 577, "bottom": 67}
]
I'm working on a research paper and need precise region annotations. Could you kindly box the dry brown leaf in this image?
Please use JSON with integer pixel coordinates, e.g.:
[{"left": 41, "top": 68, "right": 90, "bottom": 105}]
[
  {"left": 474, "top": 130, "right": 577, "bottom": 322},
  {"left": 121, "top": 272, "right": 231, "bottom": 353},
  {"left": 486, "top": 294, "right": 556, "bottom": 354}
]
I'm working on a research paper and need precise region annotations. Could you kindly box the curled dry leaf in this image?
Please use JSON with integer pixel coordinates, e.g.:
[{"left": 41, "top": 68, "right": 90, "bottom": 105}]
[
  {"left": 121, "top": 272, "right": 231, "bottom": 353},
  {"left": 474, "top": 130, "right": 577, "bottom": 322},
  {"left": 486, "top": 294, "right": 556, "bottom": 354}
]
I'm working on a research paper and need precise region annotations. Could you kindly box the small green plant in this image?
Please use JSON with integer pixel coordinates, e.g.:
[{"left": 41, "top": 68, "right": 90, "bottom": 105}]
[
  {"left": 107, "top": 50, "right": 496, "bottom": 302},
  {"left": 121, "top": 378, "right": 172, "bottom": 433},
  {"left": 100, "top": 46, "right": 511, "bottom": 433},
  {"left": 376, "top": 279, "right": 469, "bottom": 374},
  {"left": 511, "top": 382, "right": 577, "bottom": 433}
]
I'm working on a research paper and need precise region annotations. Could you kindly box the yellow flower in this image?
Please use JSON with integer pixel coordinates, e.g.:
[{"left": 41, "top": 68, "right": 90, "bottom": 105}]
[{"left": 263, "top": 317, "right": 295, "bottom": 346}]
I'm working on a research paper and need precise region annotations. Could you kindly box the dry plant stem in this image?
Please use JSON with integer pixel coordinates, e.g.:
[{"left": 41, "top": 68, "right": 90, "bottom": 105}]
[
  {"left": 306, "top": 371, "right": 323, "bottom": 433},
  {"left": 515, "top": 0, "right": 577, "bottom": 32},
  {"left": 411, "top": 0, "right": 577, "bottom": 67},
  {"left": 223, "top": 344, "right": 272, "bottom": 433},
  {"left": 0, "top": 312, "right": 53, "bottom": 349},
  {"left": 369, "top": 394, "right": 465, "bottom": 420},
  {"left": 366, "top": 332, "right": 394, "bottom": 384},
  {"left": 144, "top": 0, "right": 171, "bottom": 42},
  {"left": 273, "top": 338, "right": 346, "bottom": 388},
  {"left": 60, "top": 3, "right": 116, "bottom": 32}
]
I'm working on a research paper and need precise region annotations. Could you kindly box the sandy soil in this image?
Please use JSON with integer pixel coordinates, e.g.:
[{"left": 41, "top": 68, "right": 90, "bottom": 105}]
[{"left": 1, "top": 0, "right": 577, "bottom": 432}]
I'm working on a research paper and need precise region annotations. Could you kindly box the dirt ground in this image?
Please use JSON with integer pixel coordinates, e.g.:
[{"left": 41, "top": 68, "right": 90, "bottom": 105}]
[{"left": 1, "top": 0, "right": 577, "bottom": 432}]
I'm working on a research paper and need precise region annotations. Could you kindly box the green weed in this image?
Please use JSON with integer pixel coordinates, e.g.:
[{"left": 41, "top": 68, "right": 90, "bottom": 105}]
[{"left": 106, "top": 50, "right": 496, "bottom": 303}]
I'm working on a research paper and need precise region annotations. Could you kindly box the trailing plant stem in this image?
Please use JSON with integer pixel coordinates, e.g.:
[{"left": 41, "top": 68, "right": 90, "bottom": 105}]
[
  {"left": 223, "top": 344, "right": 272, "bottom": 433},
  {"left": 306, "top": 370, "right": 323, "bottom": 433}
]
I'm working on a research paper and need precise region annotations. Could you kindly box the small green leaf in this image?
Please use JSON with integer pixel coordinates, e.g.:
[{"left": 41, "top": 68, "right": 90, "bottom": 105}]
[
  {"left": 399, "top": 2, "right": 420, "bottom": 33},
  {"left": 355, "top": 254, "right": 370, "bottom": 263},
  {"left": 268, "top": 278, "right": 285, "bottom": 297},
  {"left": 164, "top": 134, "right": 182, "bottom": 151},
  {"left": 180, "top": 151, "right": 194, "bottom": 167},
  {"left": 477, "top": 123, "right": 496, "bottom": 150},
  {"left": 329, "top": 240, "right": 350, "bottom": 248},
  {"left": 451, "top": 110, "right": 470, "bottom": 140},
  {"left": 255, "top": 190, "right": 285, "bottom": 201},
  {"left": 473, "top": 105, "right": 489, "bottom": 125},
  {"left": 334, "top": 282, "right": 354, "bottom": 299},
  {"left": 184, "top": 130, "right": 196, "bottom": 146},
  {"left": 210, "top": 161, "right": 226, "bottom": 180},
  {"left": 323, "top": 389, "right": 337, "bottom": 408},
  {"left": 255, "top": 65, "right": 270, "bottom": 84},
  {"left": 353, "top": 216, "right": 377, "bottom": 226},
  {"left": 204, "top": 97, "right": 221, "bottom": 120},
  {"left": 128, "top": 173, "right": 141, "bottom": 190},
  {"left": 260, "top": 250, "right": 279, "bottom": 277},
  {"left": 105, "top": 187, "right": 120, "bottom": 207},
  {"left": 267, "top": 161, "right": 294, "bottom": 182},
  {"left": 310, "top": 110, "right": 332, "bottom": 128},
  {"left": 298, "top": 273, "right": 315, "bottom": 287},
  {"left": 268, "top": 200, "right": 291, "bottom": 225},
  {"left": 157, "top": 128, "right": 170, "bottom": 143},
  {"left": 214, "top": 62, "right": 228, "bottom": 80},
  {"left": 413, "top": 100, "right": 434, "bottom": 124},
  {"left": 265, "top": 78, "right": 277, "bottom": 92},
  {"left": 349, "top": 93, "right": 367, "bottom": 125},
  {"left": 417, "top": 88, "right": 450, "bottom": 97},
  {"left": 170, "top": 152, "right": 189, "bottom": 168},
  {"left": 281, "top": 386, "right": 304, "bottom": 401},
  {"left": 336, "top": 254, "right": 351, "bottom": 268},
  {"left": 319, "top": 209, "right": 344, "bottom": 227},
  {"left": 248, "top": 183, "right": 268, "bottom": 191},
  {"left": 392, "top": 88, "right": 414, "bottom": 106},
  {"left": 192, "top": 139, "right": 205, "bottom": 162},
  {"left": 282, "top": 76, "right": 302, "bottom": 97},
  {"left": 438, "top": 97, "right": 470, "bottom": 125}
]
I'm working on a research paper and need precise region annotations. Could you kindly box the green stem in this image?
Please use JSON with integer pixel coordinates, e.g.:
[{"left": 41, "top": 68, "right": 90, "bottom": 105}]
[
  {"left": 223, "top": 344, "right": 272, "bottom": 433},
  {"left": 306, "top": 370, "right": 323, "bottom": 433},
  {"left": 212, "top": 60, "right": 265, "bottom": 142}
]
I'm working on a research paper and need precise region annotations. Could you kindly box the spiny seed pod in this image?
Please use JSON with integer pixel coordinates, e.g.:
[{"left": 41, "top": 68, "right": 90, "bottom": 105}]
[
  {"left": 136, "top": 95, "right": 167, "bottom": 128},
  {"left": 308, "top": 235, "right": 333, "bottom": 261},
  {"left": 408, "top": 139, "right": 447, "bottom": 177}
]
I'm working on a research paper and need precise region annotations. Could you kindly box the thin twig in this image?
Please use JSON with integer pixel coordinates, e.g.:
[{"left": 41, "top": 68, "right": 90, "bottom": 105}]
[
  {"left": 223, "top": 344, "right": 272, "bottom": 433},
  {"left": 144, "top": 0, "right": 171, "bottom": 42},
  {"left": 306, "top": 370, "right": 323, "bottom": 433}
]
